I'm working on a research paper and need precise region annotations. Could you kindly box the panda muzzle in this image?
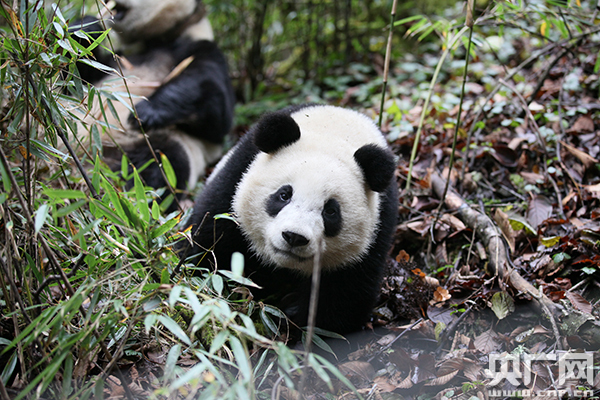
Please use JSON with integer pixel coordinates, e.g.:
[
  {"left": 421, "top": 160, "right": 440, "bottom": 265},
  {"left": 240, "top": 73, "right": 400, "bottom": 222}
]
[{"left": 282, "top": 231, "right": 309, "bottom": 247}]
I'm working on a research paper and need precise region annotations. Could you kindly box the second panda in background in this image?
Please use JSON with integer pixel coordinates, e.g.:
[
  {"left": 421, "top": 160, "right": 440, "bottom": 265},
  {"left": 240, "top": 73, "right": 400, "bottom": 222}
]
[
  {"left": 70, "top": 0, "right": 235, "bottom": 203},
  {"left": 181, "top": 104, "right": 398, "bottom": 336}
]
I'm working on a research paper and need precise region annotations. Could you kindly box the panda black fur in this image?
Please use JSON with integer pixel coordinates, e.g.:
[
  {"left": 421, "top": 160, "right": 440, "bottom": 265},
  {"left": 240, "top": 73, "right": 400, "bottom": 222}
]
[
  {"left": 182, "top": 104, "right": 398, "bottom": 335},
  {"left": 70, "top": 0, "right": 235, "bottom": 198}
]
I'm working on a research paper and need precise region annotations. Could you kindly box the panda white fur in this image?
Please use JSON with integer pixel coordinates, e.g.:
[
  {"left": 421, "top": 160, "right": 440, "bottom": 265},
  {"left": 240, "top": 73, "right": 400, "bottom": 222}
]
[
  {"left": 182, "top": 104, "right": 398, "bottom": 334},
  {"left": 70, "top": 0, "right": 234, "bottom": 202}
]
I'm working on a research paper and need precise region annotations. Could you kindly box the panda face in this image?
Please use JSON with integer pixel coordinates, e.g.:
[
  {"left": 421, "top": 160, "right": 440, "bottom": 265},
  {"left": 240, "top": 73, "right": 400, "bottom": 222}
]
[
  {"left": 233, "top": 146, "right": 380, "bottom": 276},
  {"left": 266, "top": 186, "right": 342, "bottom": 238},
  {"left": 229, "top": 105, "right": 396, "bottom": 275},
  {"left": 110, "top": 0, "right": 199, "bottom": 42}
]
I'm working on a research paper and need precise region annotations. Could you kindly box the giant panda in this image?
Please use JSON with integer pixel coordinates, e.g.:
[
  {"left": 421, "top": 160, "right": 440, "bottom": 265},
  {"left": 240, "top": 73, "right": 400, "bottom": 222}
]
[
  {"left": 69, "top": 0, "right": 235, "bottom": 203},
  {"left": 181, "top": 104, "right": 398, "bottom": 335}
]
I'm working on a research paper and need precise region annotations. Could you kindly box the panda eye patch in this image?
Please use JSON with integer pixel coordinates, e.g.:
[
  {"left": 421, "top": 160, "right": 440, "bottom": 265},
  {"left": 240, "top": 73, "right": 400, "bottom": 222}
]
[
  {"left": 266, "top": 185, "right": 293, "bottom": 217},
  {"left": 279, "top": 190, "right": 291, "bottom": 201},
  {"left": 322, "top": 198, "right": 342, "bottom": 237}
]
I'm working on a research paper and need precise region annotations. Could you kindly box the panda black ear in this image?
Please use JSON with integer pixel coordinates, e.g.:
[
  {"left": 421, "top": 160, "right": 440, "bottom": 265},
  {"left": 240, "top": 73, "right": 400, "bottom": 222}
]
[
  {"left": 354, "top": 144, "right": 396, "bottom": 192},
  {"left": 253, "top": 112, "right": 301, "bottom": 153}
]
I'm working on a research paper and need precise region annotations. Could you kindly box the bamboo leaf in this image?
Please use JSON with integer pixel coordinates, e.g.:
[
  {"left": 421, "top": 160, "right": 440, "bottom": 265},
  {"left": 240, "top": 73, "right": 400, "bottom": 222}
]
[
  {"left": 160, "top": 153, "right": 177, "bottom": 188},
  {"left": 133, "top": 168, "right": 150, "bottom": 223},
  {"left": 34, "top": 203, "right": 49, "bottom": 234},
  {"left": 229, "top": 336, "right": 252, "bottom": 381},
  {"left": 158, "top": 315, "right": 191, "bottom": 346},
  {"left": 43, "top": 188, "right": 87, "bottom": 199}
]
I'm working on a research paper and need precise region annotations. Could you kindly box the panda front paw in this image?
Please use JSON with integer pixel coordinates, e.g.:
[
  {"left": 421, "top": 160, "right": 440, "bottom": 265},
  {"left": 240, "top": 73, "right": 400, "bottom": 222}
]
[{"left": 129, "top": 100, "right": 162, "bottom": 130}]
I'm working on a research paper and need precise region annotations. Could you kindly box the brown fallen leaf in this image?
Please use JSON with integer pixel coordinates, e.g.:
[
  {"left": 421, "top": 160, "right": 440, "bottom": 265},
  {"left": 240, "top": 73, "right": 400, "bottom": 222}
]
[
  {"left": 583, "top": 183, "right": 600, "bottom": 200},
  {"left": 561, "top": 140, "right": 598, "bottom": 169},
  {"left": 473, "top": 329, "right": 502, "bottom": 353},
  {"left": 373, "top": 375, "right": 399, "bottom": 392},
  {"left": 432, "top": 287, "right": 451, "bottom": 304},
  {"left": 566, "top": 115, "right": 595, "bottom": 133},
  {"left": 565, "top": 291, "right": 593, "bottom": 314},
  {"left": 527, "top": 194, "right": 553, "bottom": 231},
  {"left": 396, "top": 249, "right": 410, "bottom": 262},
  {"left": 338, "top": 361, "right": 376, "bottom": 381},
  {"left": 424, "top": 370, "right": 459, "bottom": 386},
  {"left": 494, "top": 208, "right": 516, "bottom": 254}
]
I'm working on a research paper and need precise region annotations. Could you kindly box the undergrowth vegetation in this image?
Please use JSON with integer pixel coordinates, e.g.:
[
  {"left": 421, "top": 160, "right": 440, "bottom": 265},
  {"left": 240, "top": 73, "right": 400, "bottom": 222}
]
[{"left": 1, "top": 0, "right": 599, "bottom": 399}]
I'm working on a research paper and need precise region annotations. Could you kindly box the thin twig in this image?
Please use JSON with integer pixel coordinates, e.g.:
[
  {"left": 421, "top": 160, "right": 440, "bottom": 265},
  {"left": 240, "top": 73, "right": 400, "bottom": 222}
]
[
  {"left": 432, "top": 2, "right": 474, "bottom": 238},
  {"left": 378, "top": 0, "right": 398, "bottom": 128},
  {"left": 405, "top": 25, "right": 469, "bottom": 195},
  {"left": 298, "top": 239, "right": 323, "bottom": 397}
]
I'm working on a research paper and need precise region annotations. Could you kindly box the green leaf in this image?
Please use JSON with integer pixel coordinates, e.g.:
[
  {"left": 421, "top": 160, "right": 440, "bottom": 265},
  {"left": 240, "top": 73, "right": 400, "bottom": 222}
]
[
  {"left": 157, "top": 315, "right": 191, "bottom": 346},
  {"left": 118, "top": 197, "right": 142, "bottom": 229},
  {"left": 394, "top": 15, "right": 425, "bottom": 26},
  {"left": 1, "top": 351, "right": 17, "bottom": 386},
  {"left": 507, "top": 212, "right": 536, "bottom": 235},
  {"left": 219, "top": 270, "right": 261, "bottom": 288},
  {"left": 490, "top": 291, "right": 514, "bottom": 320},
  {"left": 540, "top": 236, "right": 560, "bottom": 247},
  {"left": 169, "top": 285, "right": 183, "bottom": 308},
  {"left": 231, "top": 252, "right": 244, "bottom": 276},
  {"left": 144, "top": 314, "right": 158, "bottom": 335},
  {"left": 0, "top": 159, "right": 11, "bottom": 193},
  {"left": 43, "top": 188, "right": 87, "bottom": 199},
  {"left": 150, "top": 217, "right": 179, "bottom": 239},
  {"left": 160, "top": 153, "right": 177, "bottom": 188},
  {"left": 312, "top": 354, "right": 361, "bottom": 397},
  {"left": 209, "top": 330, "right": 229, "bottom": 355},
  {"left": 34, "top": 203, "right": 49, "bottom": 234},
  {"left": 229, "top": 336, "right": 252, "bottom": 381},
  {"left": 61, "top": 354, "right": 73, "bottom": 399},
  {"left": 78, "top": 58, "right": 117, "bottom": 74},
  {"left": 214, "top": 213, "right": 238, "bottom": 223},
  {"left": 54, "top": 199, "right": 87, "bottom": 218},
  {"left": 435, "top": 322, "right": 446, "bottom": 341},
  {"left": 160, "top": 268, "right": 169, "bottom": 284},
  {"left": 211, "top": 274, "right": 224, "bottom": 296},
  {"left": 307, "top": 332, "right": 335, "bottom": 356},
  {"left": 94, "top": 378, "right": 104, "bottom": 400},
  {"left": 307, "top": 353, "right": 333, "bottom": 391},
  {"left": 184, "top": 287, "right": 203, "bottom": 315},
  {"left": 163, "top": 344, "right": 181, "bottom": 381},
  {"left": 581, "top": 267, "right": 596, "bottom": 275},
  {"left": 133, "top": 168, "right": 150, "bottom": 223},
  {"left": 260, "top": 308, "right": 281, "bottom": 336},
  {"left": 101, "top": 176, "right": 127, "bottom": 223},
  {"left": 121, "top": 154, "right": 129, "bottom": 180},
  {"left": 151, "top": 200, "right": 160, "bottom": 220},
  {"left": 89, "top": 199, "right": 127, "bottom": 226},
  {"left": 31, "top": 139, "right": 68, "bottom": 160}
]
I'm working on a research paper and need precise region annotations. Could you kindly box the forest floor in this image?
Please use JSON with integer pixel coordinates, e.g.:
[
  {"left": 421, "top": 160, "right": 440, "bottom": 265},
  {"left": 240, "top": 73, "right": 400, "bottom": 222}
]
[{"left": 246, "top": 20, "right": 600, "bottom": 400}]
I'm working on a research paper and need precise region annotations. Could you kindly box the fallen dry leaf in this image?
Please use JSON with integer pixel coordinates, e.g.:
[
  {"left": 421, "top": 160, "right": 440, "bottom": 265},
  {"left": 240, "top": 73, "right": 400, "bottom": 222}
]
[
  {"left": 338, "top": 361, "right": 376, "bottom": 381},
  {"left": 474, "top": 329, "right": 502, "bottom": 353},
  {"left": 432, "top": 287, "right": 451, "bottom": 303},
  {"left": 527, "top": 194, "right": 553, "bottom": 230},
  {"left": 565, "top": 291, "right": 593, "bottom": 314},
  {"left": 561, "top": 140, "right": 598, "bottom": 169},
  {"left": 424, "top": 370, "right": 459, "bottom": 386},
  {"left": 494, "top": 208, "right": 516, "bottom": 254},
  {"left": 566, "top": 115, "right": 595, "bottom": 133}
]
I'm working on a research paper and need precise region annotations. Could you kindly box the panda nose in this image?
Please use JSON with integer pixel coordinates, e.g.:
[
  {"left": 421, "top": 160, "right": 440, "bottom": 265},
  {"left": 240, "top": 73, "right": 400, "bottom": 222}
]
[{"left": 282, "top": 231, "right": 309, "bottom": 247}]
